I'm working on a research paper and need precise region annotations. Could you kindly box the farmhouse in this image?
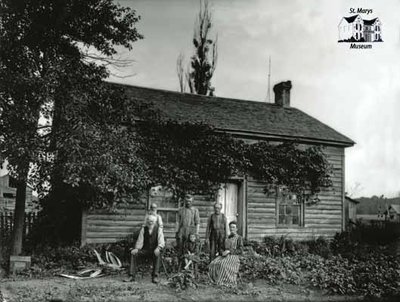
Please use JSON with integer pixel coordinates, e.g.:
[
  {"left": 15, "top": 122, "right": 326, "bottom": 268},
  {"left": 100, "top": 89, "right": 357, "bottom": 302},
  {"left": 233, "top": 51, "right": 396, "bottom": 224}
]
[
  {"left": 81, "top": 81, "right": 355, "bottom": 245},
  {"left": 385, "top": 205, "right": 400, "bottom": 223},
  {"left": 344, "top": 196, "right": 359, "bottom": 230}
]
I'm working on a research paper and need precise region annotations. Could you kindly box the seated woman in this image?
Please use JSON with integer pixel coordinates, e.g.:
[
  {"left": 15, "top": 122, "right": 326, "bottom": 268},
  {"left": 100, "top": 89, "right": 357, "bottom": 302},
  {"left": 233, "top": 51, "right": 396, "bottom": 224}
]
[{"left": 208, "top": 221, "right": 243, "bottom": 286}]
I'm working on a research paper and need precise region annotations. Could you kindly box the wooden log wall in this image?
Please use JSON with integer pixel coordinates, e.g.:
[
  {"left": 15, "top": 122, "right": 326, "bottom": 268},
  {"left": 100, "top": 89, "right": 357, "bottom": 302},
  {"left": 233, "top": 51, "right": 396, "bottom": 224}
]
[
  {"left": 82, "top": 145, "right": 345, "bottom": 245},
  {"left": 82, "top": 195, "right": 216, "bottom": 246},
  {"left": 246, "top": 146, "right": 344, "bottom": 241}
]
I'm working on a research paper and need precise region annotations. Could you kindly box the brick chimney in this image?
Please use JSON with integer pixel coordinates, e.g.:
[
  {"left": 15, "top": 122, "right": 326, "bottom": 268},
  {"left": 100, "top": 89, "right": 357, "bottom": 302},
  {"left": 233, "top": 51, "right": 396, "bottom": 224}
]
[{"left": 273, "top": 81, "right": 292, "bottom": 107}]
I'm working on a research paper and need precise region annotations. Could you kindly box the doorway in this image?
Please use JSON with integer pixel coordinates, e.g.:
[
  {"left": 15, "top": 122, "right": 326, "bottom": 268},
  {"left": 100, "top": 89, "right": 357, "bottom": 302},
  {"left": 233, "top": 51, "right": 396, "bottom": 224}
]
[{"left": 217, "top": 181, "right": 246, "bottom": 236}]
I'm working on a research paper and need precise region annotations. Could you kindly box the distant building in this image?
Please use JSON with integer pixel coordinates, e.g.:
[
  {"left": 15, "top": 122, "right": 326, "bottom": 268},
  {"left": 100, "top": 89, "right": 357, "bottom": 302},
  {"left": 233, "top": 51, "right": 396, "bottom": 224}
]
[
  {"left": 0, "top": 174, "right": 38, "bottom": 212},
  {"left": 344, "top": 196, "right": 359, "bottom": 229},
  {"left": 338, "top": 15, "right": 382, "bottom": 42},
  {"left": 385, "top": 205, "right": 400, "bottom": 223}
]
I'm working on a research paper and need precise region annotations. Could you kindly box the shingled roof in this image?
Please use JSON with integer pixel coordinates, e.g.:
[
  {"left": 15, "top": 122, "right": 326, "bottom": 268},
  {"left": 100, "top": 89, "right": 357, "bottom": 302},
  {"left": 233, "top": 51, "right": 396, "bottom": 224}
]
[{"left": 116, "top": 83, "right": 354, "bottom": 147}]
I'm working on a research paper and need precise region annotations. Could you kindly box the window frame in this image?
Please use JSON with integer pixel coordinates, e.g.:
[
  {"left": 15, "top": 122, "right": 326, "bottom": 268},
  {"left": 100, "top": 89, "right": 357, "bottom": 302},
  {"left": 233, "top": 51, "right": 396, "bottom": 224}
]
[
  {"left": 147, "top": 186, "right": 179, "bottom": 226},
  {"left": 275, "top": 187, "right": 305, "bottom": 228}
]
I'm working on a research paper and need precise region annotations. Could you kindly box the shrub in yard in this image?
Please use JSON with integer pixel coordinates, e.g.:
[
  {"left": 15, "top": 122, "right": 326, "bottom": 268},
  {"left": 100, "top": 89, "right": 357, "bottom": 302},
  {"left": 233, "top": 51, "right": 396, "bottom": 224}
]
[
  {"left": 247, "top": 236, "right": 330, "bottom": 258},
  {"left": 30, "top": 244, "right": 96, "bottom": 271},
  {"left": 307, "top": 237, "right": 332, "bottom": 258},
  {"left": 352, "top": 255, "right": 400, "bottom": 298},
  {"left": 309, "top": 253, "right": 400, "bottom": 297},
  {"left": 240, "top": 254, "right": 303, "bottom": 285},
  {"left": 310, "top": 255, "right": 356, "bottom": 295},
  {"left": 168, "top": 270, "right": 198, "bottom": 292}
]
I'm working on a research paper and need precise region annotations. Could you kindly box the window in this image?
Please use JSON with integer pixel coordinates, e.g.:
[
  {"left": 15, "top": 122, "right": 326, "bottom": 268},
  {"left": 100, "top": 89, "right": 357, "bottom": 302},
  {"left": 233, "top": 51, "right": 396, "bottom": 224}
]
[
  {"left": 3, "top": 192, "right": 14, "bottom": 198},
  {"left": 356, "top": 33, "right": 358, "bottom": 40},
  {"left": 276, "top": 187, "right": 304, "bottom": 227},
  {"left": 148, "top": 186, "right": 178, "bottom": 225}
]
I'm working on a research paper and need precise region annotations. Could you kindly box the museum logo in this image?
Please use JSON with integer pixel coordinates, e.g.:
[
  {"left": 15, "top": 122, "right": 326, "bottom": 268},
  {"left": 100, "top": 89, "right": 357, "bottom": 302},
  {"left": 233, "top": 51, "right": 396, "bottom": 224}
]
[{"left": 338, "top": 8, "right": 383, "bottom": 49}]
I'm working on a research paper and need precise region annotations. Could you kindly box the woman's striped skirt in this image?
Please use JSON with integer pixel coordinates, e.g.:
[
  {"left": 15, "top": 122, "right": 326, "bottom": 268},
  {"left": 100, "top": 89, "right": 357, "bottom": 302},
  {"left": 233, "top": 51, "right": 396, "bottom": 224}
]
[{"left": 208, "top": 254, "right": 240, "bottom": 286}]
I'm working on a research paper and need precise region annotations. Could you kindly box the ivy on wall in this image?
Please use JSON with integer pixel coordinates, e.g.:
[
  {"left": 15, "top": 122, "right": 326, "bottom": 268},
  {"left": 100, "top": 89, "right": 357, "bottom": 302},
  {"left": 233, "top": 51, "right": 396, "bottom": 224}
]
[{"left": 136, "top": 118, "right": 333, "bottom": 204}]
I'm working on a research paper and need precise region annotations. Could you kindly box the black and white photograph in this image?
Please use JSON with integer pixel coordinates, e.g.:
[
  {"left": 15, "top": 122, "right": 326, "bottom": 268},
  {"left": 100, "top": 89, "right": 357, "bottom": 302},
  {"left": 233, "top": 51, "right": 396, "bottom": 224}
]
[{"left": 0, "top": 0, "right": 399, "bottom": 301}]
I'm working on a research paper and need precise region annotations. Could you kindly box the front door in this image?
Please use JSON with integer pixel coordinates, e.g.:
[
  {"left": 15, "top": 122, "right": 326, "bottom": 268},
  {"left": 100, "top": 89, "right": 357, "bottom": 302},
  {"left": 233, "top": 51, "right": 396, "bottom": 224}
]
[{"left": 217, "top": 182, "right": 245, "bottom": 236}]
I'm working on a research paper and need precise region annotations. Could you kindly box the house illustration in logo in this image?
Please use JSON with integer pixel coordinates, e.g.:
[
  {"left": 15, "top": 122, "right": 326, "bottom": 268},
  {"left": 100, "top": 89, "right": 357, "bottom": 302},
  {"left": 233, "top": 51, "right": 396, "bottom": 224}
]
[{"left": 338, "top": 15, "right": 382, "bottom": 42}]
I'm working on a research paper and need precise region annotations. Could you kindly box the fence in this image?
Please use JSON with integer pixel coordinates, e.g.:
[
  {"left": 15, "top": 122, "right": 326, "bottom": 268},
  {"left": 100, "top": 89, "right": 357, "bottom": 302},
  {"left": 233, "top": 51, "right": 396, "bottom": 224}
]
[{"left": 0, "top": 212, "right": 39, "bottom": 244}]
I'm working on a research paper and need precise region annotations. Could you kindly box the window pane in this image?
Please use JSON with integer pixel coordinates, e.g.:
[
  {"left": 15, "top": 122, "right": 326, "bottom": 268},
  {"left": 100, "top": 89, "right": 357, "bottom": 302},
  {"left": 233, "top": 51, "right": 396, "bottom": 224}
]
[
  {"left": 158, "top": 210, "right": 178, "bottom": 224},
  {"left": 278, "top": 192, "right": 302, "bottom": 226},
  {"left": 159, "top": 211, "right": 168, "bottom": 223},
  {"left": 167, "top": 211, "right": 177, "bottom": 224}
]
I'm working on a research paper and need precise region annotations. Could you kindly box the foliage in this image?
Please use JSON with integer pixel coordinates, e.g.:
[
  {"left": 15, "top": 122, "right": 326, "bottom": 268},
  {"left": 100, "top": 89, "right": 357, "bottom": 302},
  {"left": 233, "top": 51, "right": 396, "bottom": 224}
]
[
  {"left": 47, "top": 77, "right": 150, "bottom": 209},
  {"left": 244, "top": 236, "right": 330, "bottom": 258},
  {"left": 137, "top": 120, "right": 245, "bottom": 199},
  {"left": 307, "top": 237, "right": 332, "bottom": 258},
  {"left": 0, "top": 0, "right": 142, "bottom": 189},
  {"left": 168, "top": 270, "right": 198, "bottom": 292},
  {"left": 239, "top": 255, "right": 303, "bottom": 285},
  {"left": 137, "top": 119, "right": 332, "bottom": 203},
  {"left": 309, "top": 255, "right": 356, "bottom": 295},
  {"left": 247, "top": 142, "right": 332, "bottom": 200},
  {"left": 309, "top": 254, "right": 400, "bottom": 297},
  {"left": 0, "top": 0, "right": 143, "bottom": 253},
  {"left": 186, "top": 0, "right": 218, "bottom": 96}
]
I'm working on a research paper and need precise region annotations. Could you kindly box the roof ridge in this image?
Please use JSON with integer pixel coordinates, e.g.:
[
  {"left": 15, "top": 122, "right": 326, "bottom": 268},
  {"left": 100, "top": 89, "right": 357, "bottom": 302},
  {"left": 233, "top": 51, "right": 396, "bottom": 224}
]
[
  {"left": 112, "top": 81, "right": 355, "bottom": 147},
  {"left": 107, "top": 80, "right": 294, "bottom": 109}
]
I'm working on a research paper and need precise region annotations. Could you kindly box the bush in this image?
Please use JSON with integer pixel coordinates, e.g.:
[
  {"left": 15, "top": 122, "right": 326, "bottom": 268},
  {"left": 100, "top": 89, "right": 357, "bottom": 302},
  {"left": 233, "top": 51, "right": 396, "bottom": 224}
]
[
  {"left": 307, "top": 237, "right": 332, "bottom": 258},
  {"left": 245, "top": 236, "right": 331, "bottom": 258},
  {"left": 310, "top": 255, "right": 356, "bottom": 295},
  {"left": 309, "top": 254, "right": 400, "bottom": 297},
  {"left": 240, "top": 255, "right": 303, "bottom": 285}
]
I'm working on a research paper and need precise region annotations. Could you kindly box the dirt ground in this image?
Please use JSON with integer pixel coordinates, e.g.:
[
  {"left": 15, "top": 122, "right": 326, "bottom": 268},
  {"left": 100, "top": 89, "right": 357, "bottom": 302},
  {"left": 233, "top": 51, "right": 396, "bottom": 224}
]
[{"left": 0, "top": 275, "right": 372, "bottom": 302}]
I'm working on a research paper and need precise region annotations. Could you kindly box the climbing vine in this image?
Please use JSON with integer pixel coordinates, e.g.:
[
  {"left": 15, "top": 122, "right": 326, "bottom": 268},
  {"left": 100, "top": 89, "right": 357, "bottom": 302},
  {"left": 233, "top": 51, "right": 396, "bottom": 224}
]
[{"left": 136, "top": 119, "right": 332, "bottom": 204}]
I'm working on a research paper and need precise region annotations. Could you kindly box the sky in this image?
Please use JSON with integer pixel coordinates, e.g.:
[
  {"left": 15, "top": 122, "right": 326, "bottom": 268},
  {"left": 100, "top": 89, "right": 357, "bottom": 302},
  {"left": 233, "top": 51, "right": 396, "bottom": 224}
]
[{"left": 1, "top": 0, "right": 398, "bottom": 198}]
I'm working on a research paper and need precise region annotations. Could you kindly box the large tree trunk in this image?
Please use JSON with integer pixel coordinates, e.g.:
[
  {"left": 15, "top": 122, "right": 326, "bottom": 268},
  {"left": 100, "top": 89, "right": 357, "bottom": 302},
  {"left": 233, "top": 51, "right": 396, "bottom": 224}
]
[{"left": 11, "top": 166, "right": 29, "bottom": 256}]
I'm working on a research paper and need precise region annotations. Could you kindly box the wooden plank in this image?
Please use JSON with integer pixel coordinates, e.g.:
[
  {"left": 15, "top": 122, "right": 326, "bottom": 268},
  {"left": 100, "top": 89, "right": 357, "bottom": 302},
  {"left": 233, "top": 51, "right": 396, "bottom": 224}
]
[
  {"left": 304, "top": 219, "right": 342, "bottom": 224},
  {"left": 247, "top": 203, "right": 276, "bottom": 209},
  {"left": 305, "top": 209, "right": 342, "bottom": 215},
  {"left": 87, "top": 214, "right": 145, "bottom": 221},
  {"left": 81, "top": 210, "right": 88, "bottom": 247},
  {"left": 86, "top": 221, "right": 143, "bottom": 227},
  {"left": 247, "top": 208, "right": 275, "bottom": 214}
]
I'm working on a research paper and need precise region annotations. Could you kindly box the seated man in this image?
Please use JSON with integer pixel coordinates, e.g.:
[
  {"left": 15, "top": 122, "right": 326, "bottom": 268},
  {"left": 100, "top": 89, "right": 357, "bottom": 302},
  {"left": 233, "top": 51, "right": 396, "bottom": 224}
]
[{"left": 125, "top": 214, "right": 165, "bottom": 283}]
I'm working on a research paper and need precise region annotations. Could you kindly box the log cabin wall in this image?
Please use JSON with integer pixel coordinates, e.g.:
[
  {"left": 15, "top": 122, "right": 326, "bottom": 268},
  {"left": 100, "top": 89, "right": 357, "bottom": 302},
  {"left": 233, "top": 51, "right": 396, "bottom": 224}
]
[
  {"left": 81, "top": 145, "right": 345, "bottom": 245},
  {"left": 82, "top": 202, "right": 146, "bottom": 245},
  {"left": 246, "top": 145, "right": 344, "bottom": 241}
]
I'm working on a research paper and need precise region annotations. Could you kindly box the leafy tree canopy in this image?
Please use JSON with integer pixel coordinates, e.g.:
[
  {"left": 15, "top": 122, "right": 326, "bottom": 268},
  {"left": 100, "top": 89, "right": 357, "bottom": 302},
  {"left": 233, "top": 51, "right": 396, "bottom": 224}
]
[{"left": 0, "top": 0, "right": 143, "bottom": 254}]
